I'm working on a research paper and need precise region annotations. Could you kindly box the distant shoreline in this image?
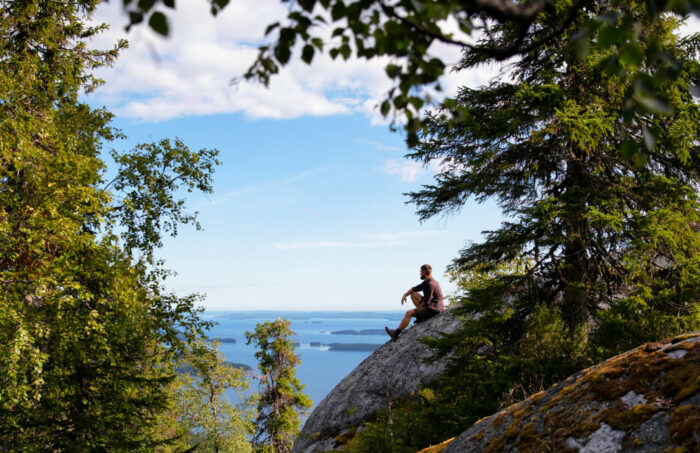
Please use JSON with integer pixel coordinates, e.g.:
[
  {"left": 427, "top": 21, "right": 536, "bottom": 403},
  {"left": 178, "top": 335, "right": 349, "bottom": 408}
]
[
  {"left": 308, "top": 342, "right": 382, "bottom": 352},
  {"left": 204, "top": 310, "right": 405, "bottom": 321}
]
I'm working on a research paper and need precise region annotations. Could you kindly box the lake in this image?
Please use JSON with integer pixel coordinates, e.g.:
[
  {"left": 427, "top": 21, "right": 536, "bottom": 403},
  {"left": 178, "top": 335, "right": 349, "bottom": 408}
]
[{"left": 204, "top": 310, "right": 405, "bottom": 410}]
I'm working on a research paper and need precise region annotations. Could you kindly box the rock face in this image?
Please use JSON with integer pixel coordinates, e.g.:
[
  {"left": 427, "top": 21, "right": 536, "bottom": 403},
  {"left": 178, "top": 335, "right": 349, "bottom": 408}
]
[
  {"left": 292, "top": 309, "right": 462, "bottom": 453},
  {"left": 441, "top": 331, "right": 700, "bottom": 453}
]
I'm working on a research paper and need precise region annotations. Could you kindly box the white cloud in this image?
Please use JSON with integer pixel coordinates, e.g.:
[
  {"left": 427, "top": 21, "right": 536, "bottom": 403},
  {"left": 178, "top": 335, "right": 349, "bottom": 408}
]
[
  {"left": 86, "top": 1, "right": 498, "bottom": 123},
  {"left": 383, "top": 157, "right": 450, "bottom": 182},
  {"left": 383, "top": 159, "right": 423, "bottom": 182}
]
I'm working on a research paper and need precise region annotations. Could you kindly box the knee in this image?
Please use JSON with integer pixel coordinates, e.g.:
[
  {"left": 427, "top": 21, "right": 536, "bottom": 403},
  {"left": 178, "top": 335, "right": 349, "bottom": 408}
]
[{"left": 406, "top": 309, "right": 415, "bottom": 317}]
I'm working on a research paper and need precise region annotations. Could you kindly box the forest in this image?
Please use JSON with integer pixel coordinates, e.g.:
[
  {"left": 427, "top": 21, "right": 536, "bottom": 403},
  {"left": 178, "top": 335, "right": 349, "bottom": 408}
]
[{"left": 1, "top": 0, "right": 698, "bottom": 451}]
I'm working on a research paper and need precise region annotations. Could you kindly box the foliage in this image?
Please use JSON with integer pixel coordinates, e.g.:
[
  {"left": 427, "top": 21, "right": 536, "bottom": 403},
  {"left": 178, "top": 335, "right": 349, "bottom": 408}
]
[
  {"left": 408, "top": 0, "right": 700, "bottom": 340},
  {"left": 0, "top": 0, "right": 220, "bottom": 450},
  {"left": 343, "top": 262, "right": 592, "bottom": 451},
  {"left": 245, "top": 319, "right": 312, "bottom": 453},
  {"left": 148, "top": 339, "right": 256, "bottom": 453},
  {"left": 107, "top": 138, "right": 221, "bottom": 262},
  {"left": 343, "top": 1, "right": 699, "bottom": 450},
  {"left": 123, "top": 0, "right": 698, "bottom": 145},
  {"left": 341, "top": 389, "right": 456, "bottom": 453}
]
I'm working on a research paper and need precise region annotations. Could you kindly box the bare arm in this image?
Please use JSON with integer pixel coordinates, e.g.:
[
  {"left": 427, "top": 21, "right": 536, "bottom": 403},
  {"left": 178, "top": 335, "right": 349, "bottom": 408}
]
[{"left": 401, "top": 288, "right": 414, "bottom": 305}]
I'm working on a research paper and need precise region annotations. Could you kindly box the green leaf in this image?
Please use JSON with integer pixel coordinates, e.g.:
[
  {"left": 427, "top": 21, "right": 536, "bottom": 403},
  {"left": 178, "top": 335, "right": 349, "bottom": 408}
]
[
  {"left": 331, "top": 1, "right": 346, "bottom": 20},
  {"left": 620, "top": 141, "right": 638, "bottom": 160},
  {"left": 409, "top": 96, "right": 424, "bottom": 110},
  {"left": 128, "top": 11, "right": 144, "bottom": 26},
  {"left": 380, "top": 100, "right": 391, "bottom": 116},
  {"left": 311, "top": 37, "right": 323, "bottom": 50},
  {"left": 570, "top": 29, "right": 590, "bottom": 60},
  {"left": 163, "top": 0, "right": 175, "bottom": 8},
  {"left": 137, "top": 0, "right": 157, "bottom": 12},
  {"left": 634, "top": 152, "right": 647, "bottom": 167},
  {"left": 148, "top": 12, "right": 169, "bottom": 36},
  {"left": 274, "top": 44, "right": 291, "bottom": 64},
  {"left": 265, "top": 22, "right": 280, "bottom": 36},
  {"left": 637, "top": 96, "right": 672, "bottom": 115},
  {"left": 298, "top": 0, "right": 316, "bottom": 12},
  {"left": 598, "top": 25, "right": 619, "bottom": 49},
  {"left": 642, "top": 124, "right": 658, "bottom": 149},
  {"left": 619, "top": 45, "right": 644, "bottom": 67},
  {"left": 301, "top": 44, "right": 314, "bottom": 64},
  {"left": 386, "top": 64, "right": 401, "bottom": 78}
]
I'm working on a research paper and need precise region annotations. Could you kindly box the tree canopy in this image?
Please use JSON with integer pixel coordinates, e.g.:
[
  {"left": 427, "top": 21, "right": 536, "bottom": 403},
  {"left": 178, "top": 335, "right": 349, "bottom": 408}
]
[
  {"left": 124, "top": 0, "right": 698, "bottom": 144},
  {"left": 246, "top": 319, "right": 312, "bottom": 453},
  {"left": 337, "top": 0, "right": 699, "bottom": 449},
  {"left": 0, "top": 1, "right": 221, "bottom": 449},
  {"left": 149, "top": 339, "right": 256, "bottom": 452},
  {"left": 408, "top": 0, "right": 699, "bottom": 340}
]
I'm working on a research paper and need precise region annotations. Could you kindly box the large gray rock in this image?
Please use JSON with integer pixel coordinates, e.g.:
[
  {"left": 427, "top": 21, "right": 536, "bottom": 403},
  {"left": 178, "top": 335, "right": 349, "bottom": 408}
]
[
  {"left": 293, "top": 309, "right": 462, "bottom": 453},
  {"left": 440, "top": 331, "right": 700, "bottom": 453}
]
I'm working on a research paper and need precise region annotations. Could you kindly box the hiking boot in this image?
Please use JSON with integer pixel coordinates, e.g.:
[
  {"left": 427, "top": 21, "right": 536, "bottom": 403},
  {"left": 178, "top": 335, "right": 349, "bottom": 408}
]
[{"left": 385, "top": 326, "right": 400, "bottom": 340}]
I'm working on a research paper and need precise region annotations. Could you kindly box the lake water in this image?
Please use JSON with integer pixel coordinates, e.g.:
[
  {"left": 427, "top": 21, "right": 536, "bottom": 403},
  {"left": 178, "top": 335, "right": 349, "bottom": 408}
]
[{"left": 204, "top": 310, "right": 405, "bottom": 410}]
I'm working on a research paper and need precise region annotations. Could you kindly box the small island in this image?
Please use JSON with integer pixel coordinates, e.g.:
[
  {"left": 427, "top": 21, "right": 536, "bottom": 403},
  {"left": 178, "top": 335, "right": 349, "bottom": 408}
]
[
  {"left": 307, "top": 342, "right": 382, "bottom": 351},
  {"left": 330, "top": 329, "right": 386, "bottom": 336},
  {"left": 328, "top": 343, "right": 382, "bottom": 352},
  {"left": 207, "top": 337, "right": 237, "bottom": 343}
]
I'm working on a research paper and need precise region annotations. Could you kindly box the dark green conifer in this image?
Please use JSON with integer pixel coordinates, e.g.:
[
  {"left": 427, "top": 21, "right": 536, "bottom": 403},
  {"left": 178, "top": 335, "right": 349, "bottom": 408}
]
[
  {"left": 246, "top": 319, "right": 312, "bottom": 453},
  {"left": 382, "top": 0, "right": 699, "bottom": 446},
  {"left": 410, "top": 0, "right": 699, "bottom": 347}
]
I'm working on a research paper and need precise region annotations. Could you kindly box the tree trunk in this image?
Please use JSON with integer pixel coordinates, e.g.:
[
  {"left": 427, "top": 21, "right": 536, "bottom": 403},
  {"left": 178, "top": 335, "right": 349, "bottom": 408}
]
[{"left": 561, "top": 157, "right": 590, "bottom": 334}]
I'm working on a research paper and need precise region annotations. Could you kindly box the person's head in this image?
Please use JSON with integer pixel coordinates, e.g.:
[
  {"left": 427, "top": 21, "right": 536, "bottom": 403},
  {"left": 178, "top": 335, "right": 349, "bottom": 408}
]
[{"left": 420, "top": 264, "right": 432, "bottom": 280}]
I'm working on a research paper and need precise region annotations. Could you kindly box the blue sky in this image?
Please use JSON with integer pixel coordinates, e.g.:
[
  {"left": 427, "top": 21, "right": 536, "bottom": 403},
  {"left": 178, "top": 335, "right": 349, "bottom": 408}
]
[
  {"left": 86, "top": 2, "right": 698, "bottom": 311},
  {"left": 105, "top": 112, "right": 505, "bottom": 311}
]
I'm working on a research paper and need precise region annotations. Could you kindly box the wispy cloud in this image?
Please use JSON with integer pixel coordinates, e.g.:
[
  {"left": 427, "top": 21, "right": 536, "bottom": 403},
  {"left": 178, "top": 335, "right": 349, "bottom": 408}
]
[
  {"left": 274, "top": 230, "right": 447, "bottom": 250},
  {"left": 361, "top": 230, "right": 447, "bottom": 241},
  {"left": 273, "top": 240, "right": 401, "bottom": 250},
  {"left": 383, "top": 157, "right": 452, "bottom": 182},
  {"left": 383, "top": 159, "right": 423, "bottom": 182},
  {"left": 356, "top": 138, "right": 403, "bottom": 152},
  {"left": 204, "top": 165, "right": 336, "bottom": 207}
]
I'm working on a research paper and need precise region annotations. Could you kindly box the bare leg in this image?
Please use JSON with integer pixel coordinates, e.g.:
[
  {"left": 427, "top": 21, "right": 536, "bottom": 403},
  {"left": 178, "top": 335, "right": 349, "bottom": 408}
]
[
  {"left": 396, "top": 293, "right": 424, "bottom": 331},
  {"left": 398, "top": 309, "right": 415, "bottom": 331},
  {"left": 387, "top": 292, "right": 424, "bottom": 338},
  {"left": 411, "top": 292, "right": 425, "bottom": 309}
]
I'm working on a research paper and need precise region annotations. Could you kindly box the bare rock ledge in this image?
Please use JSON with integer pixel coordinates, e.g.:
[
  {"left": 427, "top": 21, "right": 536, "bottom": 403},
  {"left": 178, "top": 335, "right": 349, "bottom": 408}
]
[
  {"left": 292, "top": 309, "right": 462, "bottom": 453},
  {"left": 437, "top": 330, "right": 700, "bottom": 453}
]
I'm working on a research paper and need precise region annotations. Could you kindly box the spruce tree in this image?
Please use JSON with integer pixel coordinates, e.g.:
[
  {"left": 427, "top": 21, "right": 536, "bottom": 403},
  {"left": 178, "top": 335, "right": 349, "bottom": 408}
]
[
  {"left": 246, "top": 319, "right": 312, "bottom": 453},
  {"left": 401, "top": 0, "right": 700, "bottom": 434},
  {"left": 410, "top": 0, "right": 699, "bottom": 345}
]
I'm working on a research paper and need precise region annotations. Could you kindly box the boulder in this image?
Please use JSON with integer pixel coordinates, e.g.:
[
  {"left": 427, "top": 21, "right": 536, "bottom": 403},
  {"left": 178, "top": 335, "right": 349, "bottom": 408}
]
[
  {"left": 292, "top": 309, "right": 462, "bottom": 453},
  {"left": 440, "top": 331, "right": 700, "bottom": 453}
]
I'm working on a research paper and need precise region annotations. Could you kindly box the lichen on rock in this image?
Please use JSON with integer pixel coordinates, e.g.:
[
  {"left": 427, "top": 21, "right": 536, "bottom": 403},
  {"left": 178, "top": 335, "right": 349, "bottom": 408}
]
[{"left": 439, "top": 331, "right": 700, "bottom": 453}]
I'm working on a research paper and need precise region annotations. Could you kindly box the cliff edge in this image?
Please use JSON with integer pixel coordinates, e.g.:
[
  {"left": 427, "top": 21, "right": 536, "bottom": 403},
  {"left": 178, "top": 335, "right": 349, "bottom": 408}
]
[{"left": 292, "top": 309, "right": 462, "bottom": 453}]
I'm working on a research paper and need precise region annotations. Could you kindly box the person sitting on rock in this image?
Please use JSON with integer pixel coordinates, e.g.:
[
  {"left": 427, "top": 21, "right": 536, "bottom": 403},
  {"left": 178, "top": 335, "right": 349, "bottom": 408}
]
[{"left": 385, "top": 264, "right": 444, "bottom": 340}]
